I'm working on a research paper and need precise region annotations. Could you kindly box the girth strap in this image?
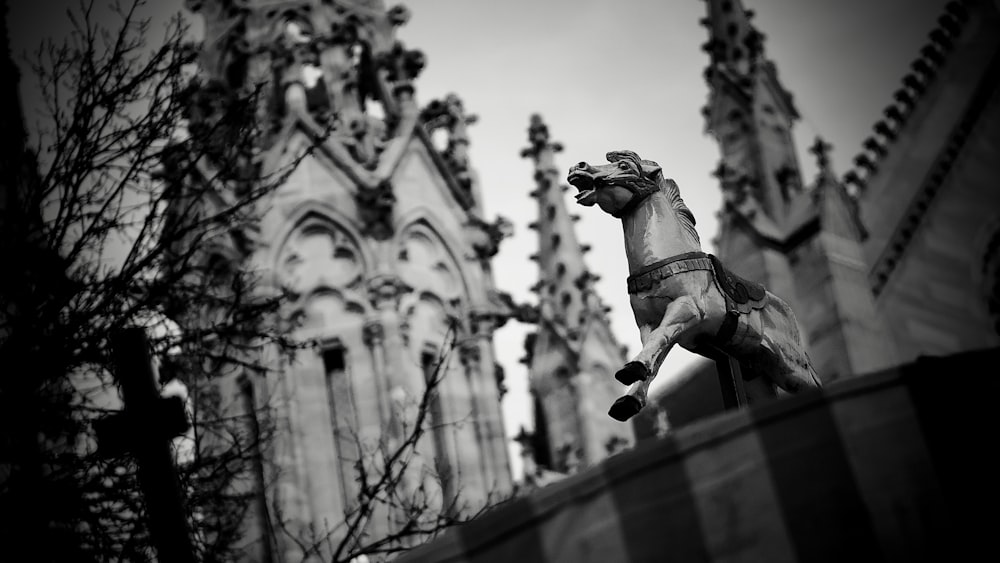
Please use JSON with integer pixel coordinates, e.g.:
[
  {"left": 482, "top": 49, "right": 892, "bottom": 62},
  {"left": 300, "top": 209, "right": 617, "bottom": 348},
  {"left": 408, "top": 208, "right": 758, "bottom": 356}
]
[{"left": 626, "top": 251, "right": 713, "bottom": 294}]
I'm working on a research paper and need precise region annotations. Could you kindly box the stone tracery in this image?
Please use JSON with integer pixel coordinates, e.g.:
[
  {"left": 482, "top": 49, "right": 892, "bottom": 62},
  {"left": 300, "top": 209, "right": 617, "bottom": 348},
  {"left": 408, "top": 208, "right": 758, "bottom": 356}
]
[
  {"left": 396, "top": 221, "right": 465, "bottom": 307},
  {"left": 276, "top": 216, "right": 370, "bottom": 334}
]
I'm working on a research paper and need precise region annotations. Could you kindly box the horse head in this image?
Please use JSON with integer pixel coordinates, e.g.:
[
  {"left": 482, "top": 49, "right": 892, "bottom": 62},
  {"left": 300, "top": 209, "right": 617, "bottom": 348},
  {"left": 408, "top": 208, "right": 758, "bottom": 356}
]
[{"left": 567, "top": 150, "right": 663, "bottom": 218}]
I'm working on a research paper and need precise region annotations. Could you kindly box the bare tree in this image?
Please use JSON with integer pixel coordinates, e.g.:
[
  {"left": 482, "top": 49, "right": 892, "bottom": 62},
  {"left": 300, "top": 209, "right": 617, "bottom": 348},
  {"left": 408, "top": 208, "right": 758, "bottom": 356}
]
[
  {"left": 0, "top": 1, "right": 302, "bottom": 560},
  {"left": 1, "top": 2, "right": 509, "bottom": 562},
  {"left": 275, "top": 326, "right": 511, "bottom": 563}
]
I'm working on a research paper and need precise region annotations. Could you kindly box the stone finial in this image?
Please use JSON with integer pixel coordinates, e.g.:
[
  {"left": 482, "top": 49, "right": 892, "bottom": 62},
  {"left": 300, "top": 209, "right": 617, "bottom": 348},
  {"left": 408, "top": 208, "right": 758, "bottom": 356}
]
[
  {"left": 386, "top": 4, "right": 411, "bottom": 27},
  {"left": 809, "top": 136, "right": 833, "bottom": 176},
  {"left": 512, "top": 426, "right": 535, "bottom": 455},
  {"left": 422, "top": 94, "right": 478, "bottom": 199},
  {"left": 468, "top": 215, "right": 513, "bottom": 260},
  {"left": 520, "top": 114, "right": 563, "bottom": 160},
  {"left": 377, "top": 42, "right": 425, "bottom": 93},
  {"left": 711, "top": 161, "right": 733, "bottom": 180}
]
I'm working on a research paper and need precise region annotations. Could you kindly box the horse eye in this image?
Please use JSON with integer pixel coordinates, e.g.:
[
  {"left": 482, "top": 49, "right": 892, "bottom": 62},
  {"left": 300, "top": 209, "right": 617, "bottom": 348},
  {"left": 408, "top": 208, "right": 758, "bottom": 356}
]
[{"left": 618, "top": 162, "right": 630, "bottom": 170}]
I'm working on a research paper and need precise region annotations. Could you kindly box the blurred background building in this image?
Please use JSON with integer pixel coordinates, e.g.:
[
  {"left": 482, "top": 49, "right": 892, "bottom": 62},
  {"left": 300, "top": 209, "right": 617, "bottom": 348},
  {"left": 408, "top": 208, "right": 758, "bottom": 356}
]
[
  {"left": 634, "top": 0, "right": 1000, "bottom": 437},
  {"left": 183, "top": 0, "right": 519, "bottom": 556}
]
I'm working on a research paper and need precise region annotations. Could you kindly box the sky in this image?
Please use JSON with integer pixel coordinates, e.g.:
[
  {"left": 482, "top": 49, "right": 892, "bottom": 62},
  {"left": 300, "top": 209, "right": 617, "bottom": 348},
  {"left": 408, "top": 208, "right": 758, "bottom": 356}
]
[
  {"left": 393, "top": 0, "right": 948, "bottom": 464},
  {"left": 8, "top": 0, "right": 949, "bottom": 477}
]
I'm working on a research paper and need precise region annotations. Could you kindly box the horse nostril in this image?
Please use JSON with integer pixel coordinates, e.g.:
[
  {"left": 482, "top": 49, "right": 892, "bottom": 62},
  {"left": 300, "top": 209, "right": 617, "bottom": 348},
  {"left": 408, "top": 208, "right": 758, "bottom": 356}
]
[{"left": 577, "top": 162, "right": 588, "bottom": 170}]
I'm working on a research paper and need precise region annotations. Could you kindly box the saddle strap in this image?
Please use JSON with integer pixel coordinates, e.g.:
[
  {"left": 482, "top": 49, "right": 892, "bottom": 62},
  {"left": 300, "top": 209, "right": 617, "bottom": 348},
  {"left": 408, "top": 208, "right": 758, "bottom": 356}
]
[{"left": 626, "top": 252, "right": 713, "bottom": 294}]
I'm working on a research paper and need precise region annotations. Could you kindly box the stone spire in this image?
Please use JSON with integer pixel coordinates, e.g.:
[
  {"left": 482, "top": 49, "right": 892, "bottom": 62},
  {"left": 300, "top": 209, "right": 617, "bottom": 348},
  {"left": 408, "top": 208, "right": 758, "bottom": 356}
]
[
  {"left": 701, "top": 0, "right": 804, "bottom": 229},
  {"left": 795, "top": 136, "right": 896, "bottom": 380},
  {"left": 700, "top": 0, "right": 766, "bottom": 76},
  {"left": 699, "top": 1, "right": 896, "bottom": 384},
  {"left": 518, "top": 115, "right": 633, "bottom": 475},
  {"left": 520, "top": 114, "right": 598, "bottom": 339}
]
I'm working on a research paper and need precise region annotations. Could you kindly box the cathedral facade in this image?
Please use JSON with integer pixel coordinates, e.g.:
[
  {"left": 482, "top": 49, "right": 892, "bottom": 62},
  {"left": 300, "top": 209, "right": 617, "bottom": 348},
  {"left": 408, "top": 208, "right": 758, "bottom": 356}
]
[{"left": 184, "top": 0, "right": 515, "bottom": 558}]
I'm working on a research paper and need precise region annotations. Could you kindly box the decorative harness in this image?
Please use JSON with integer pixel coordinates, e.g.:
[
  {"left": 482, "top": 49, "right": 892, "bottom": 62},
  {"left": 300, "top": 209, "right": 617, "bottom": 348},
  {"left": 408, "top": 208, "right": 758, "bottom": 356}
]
[{"left": 626, "top": 251, "right": 768, "bottom": 346}]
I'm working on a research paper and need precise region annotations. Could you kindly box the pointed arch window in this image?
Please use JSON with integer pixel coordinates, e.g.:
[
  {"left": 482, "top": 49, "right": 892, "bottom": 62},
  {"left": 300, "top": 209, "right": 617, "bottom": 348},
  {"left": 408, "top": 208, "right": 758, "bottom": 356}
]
[
  {"left": 422, "top": 348, "right": 456, "bottom": 501},
  {"left": 322, "top": 342, "right": 360, "bottom": 507}
]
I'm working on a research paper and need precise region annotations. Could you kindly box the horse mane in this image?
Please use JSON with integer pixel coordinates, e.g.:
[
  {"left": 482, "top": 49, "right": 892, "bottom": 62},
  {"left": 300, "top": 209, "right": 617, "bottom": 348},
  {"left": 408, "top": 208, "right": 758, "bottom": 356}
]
[
  {"left": 607, "top": 150, "right": 701, "bottom": 244},
  {"left": 660, "top": 176, "right": 701, "bottom": 244}
]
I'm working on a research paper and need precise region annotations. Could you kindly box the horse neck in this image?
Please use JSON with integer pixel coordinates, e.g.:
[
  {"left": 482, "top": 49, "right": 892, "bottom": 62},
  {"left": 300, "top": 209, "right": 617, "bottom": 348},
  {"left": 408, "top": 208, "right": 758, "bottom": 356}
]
[{"left": 621, "top": 190, "right": 702, "bottom": 275}]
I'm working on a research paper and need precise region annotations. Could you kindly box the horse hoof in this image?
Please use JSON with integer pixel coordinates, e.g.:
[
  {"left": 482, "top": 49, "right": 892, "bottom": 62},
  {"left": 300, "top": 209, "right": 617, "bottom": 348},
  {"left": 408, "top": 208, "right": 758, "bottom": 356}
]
[
  {"left": 615, "top": 361, "right": 650, "bottom": 385},
  {"left": 608, "top": 396, "right": 643, "bottom": 422}
]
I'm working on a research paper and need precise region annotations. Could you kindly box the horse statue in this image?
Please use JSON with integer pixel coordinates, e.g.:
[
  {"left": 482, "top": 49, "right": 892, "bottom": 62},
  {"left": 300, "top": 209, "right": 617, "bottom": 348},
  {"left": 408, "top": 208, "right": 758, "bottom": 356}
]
[{"left": 567, "top": 150, "right": 821, "bottom": 421}]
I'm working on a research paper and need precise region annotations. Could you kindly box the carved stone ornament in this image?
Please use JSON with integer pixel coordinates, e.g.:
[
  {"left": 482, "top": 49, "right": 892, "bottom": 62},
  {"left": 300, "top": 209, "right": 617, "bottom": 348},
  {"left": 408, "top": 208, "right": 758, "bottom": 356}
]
[
  {"left": 422, "top": 94, "right": 479, "bottom": 198},
  {"left": 469, "top": 309, "right": 501, "bottom": 335},
  {"left": 356, "top": 180, "right": 396, "bottom": 240},
  {"left": 458, "top": 341, "right": 481, "bottom": 369},
  {"left": 494, "top": 361, "right": 507, "bottom": 399},
  {"left": 186, "top": 1, "right": 429, "bottom": 239},
  {"left": 520, "top": 114, "right": 563, "bottom": 160},
  {"left": 466, "top": 214, "right": 513, "bottom": 260},
  {"left": 567, "top": 149, "right": 821, "bottom": 422},
  {"left": 492, "top": 291, "right": 540, "bottom": 326},
  {"left": 396, "top": 223, "right": 464, "bottom": 303},
  {"left": 362, "top": 320, "right": 385, "bottom": 346},
  {"left": 365, "top": 274, "right": 411, "bottom": 310}
]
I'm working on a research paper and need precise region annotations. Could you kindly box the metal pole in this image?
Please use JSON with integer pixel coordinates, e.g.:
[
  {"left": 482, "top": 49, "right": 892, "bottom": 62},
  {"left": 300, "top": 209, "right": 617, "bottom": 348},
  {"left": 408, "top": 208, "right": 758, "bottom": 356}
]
[
  {"left": 111, "top": 327, "right": 196, "bottom": 563},
  {"left": 714, "top": 351, "right": 748, "bottom": 411},
  {"left": 695, "top": 338, "right": 748, "bottom": 411}
]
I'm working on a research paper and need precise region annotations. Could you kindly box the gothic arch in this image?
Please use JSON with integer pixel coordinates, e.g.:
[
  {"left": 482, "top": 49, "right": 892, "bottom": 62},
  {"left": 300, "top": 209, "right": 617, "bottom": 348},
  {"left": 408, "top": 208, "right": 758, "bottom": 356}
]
[
  {"left": 394, "top": 214, "right": 471, "bottom": 315},
  {"left": 274, "top": 202, "right": 372, "bottom": 271},
  {"left": 274, "top": 208, "right": 372, "bottom": 332},
  {"left": 403, "top": 292, "right": 457, "bottom": 355}
]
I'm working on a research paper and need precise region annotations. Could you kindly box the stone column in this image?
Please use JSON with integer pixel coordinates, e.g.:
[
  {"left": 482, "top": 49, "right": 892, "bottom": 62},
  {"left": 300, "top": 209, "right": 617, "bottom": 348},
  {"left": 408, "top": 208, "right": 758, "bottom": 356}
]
[
  {"left": 362, "top": 320, "right": 389, "bottom": 434},
  {"left": 470, "top": 312, "right": 514, "bottom": 494},
  {"left": 457, "top": 339, "right": 489, "bottom": 504},
  {"left": 366, "top": 275, "right": 412, "bottom": 409}
]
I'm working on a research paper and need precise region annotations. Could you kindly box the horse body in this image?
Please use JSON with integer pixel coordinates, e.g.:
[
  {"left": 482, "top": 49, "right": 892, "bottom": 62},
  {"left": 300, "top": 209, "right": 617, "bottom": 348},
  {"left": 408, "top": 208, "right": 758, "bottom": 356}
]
[{"left": 568, "top": 150, "right": 819, "bottom": 421}]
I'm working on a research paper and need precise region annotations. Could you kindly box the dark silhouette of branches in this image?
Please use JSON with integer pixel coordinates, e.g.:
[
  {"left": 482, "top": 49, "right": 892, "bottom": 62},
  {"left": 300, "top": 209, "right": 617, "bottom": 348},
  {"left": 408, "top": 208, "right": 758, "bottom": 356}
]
[
  {"left": 0, "top": 1, "right": 307, "bottom": 560},
  {"left": 1, "top": 1, "right": 510, "bottom": 561},
  {"left": 275, "top": 328, "right": 511, "bottom": 563}
]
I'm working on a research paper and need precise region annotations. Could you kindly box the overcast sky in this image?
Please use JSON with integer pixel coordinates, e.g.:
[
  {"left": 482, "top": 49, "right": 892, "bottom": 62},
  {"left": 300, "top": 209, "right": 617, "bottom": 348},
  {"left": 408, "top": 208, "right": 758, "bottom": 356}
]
[
  {"left": 394, "top": 0, "right": 947, "bottom": 460},
  {"left": 9, "top": 0, "right": 949, "bottom": 475}
]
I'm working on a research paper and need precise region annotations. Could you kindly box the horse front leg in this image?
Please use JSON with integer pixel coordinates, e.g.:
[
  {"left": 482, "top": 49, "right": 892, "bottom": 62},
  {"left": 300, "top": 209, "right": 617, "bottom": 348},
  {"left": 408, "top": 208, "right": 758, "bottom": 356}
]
[
  {"left": 609, "top": 295, "right": 706, "bottom": 421},
  {"left": 614, "top": 324, "right": 654, "bottom": 385}
]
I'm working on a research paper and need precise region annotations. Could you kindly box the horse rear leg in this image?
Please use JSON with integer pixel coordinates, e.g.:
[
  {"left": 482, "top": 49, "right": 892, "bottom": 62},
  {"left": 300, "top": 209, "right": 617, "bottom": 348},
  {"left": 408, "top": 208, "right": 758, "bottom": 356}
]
[{"left": 758, "top": 333, "right": 822, "bottom": 393}]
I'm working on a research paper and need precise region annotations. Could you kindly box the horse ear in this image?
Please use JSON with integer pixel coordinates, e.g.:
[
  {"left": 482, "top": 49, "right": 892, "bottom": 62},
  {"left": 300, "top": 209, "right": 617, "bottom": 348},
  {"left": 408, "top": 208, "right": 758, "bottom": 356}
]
[{"left": 640, "top": 159, "right": 662, "bottom": 181}]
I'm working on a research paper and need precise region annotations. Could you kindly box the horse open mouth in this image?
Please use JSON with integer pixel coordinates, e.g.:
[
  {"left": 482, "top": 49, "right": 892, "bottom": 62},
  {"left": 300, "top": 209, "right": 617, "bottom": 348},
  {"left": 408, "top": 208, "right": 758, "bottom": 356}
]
[
  {"left": 568, "top": 171, "right": 598, "bottom": 205},
  {"left": 575, "top": 188, "right": 597, "bottom": 205}
]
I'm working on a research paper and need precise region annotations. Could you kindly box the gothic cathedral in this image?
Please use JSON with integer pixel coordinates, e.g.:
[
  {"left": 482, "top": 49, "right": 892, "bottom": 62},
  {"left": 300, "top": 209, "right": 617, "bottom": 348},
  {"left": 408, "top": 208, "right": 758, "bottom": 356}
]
[{"left": 185, "top": 0, "right": 515, "bottom": 557}]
